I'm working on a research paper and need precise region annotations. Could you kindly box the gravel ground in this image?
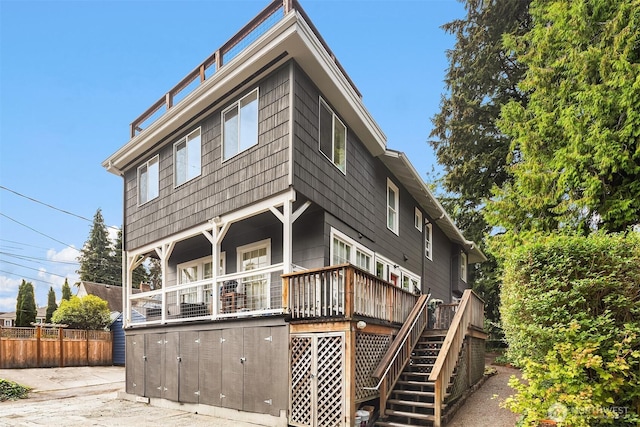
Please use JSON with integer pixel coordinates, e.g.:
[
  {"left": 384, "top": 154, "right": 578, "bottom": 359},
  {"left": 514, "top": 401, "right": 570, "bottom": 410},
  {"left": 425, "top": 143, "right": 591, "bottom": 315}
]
[{"left": 447, "top": 356, "right": 521, "bottom": 427}]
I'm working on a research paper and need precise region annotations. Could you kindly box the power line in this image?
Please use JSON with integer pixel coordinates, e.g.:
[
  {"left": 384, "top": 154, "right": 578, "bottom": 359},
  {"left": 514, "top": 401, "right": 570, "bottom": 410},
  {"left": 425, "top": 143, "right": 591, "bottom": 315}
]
[
  {"left": 0, "top": 185, "right": 121, "bottom": 231},
  {"left": 0, "top": 252, "right": 79, "bottom": 265},
  {"left": 0, "top": 238, "right": 53, "bottom": 251},
  {"left": 0, "top": 213, "right": 80, "bottom": 252},
  {"left": 0, "top": 185, "right": 93, "bottom": 222},
  {"left": 0, "top": 259, "right": 70, "bottom": 279},
  {"left": 0, "top": 269, "right": 67, "bottom": 288}
]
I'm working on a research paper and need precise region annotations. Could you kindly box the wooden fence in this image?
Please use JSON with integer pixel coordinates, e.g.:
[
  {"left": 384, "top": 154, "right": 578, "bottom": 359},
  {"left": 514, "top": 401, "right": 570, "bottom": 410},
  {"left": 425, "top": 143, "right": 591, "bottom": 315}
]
[{"left": 0, "top": 326, "right": 112, "bottom": 368}]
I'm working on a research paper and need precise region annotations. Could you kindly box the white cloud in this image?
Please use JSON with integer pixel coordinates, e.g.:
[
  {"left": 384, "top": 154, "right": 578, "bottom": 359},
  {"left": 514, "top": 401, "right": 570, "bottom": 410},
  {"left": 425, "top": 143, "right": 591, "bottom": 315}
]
[
  {"left": 47, "top": 246, "right": 80, "bottom": 263},
  {"left": 108, "top": 225, "right": 120, "bottom": 247},
  {"left": 0, "top": 296, "right": 17, "bottom": 313},
  {"left": 0, "top": 275, "right": 21, "bottom": 293}
]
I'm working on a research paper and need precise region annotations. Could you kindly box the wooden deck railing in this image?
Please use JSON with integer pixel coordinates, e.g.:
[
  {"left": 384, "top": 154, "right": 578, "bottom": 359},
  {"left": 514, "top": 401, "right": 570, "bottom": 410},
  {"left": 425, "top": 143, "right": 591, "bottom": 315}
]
[
  {"left": 284, "top": 264, "right": 419, "bottom": 323},
  {"left": 369, "top": 293, "right": 430, "bottom": 415},
  {"left": 428, "top": 289, "right": 484, "bottom": 427},
  {"left": 129, "top": 0, "right": 359, "bottom": 138}
]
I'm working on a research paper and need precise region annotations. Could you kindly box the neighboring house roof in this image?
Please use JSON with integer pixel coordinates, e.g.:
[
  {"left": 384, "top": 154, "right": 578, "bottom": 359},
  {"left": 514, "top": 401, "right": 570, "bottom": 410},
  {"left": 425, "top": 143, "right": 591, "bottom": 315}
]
[
  {"left": 77, "top": 282, "right": 125, "bottom": 313},
  {"left": 0, "top": 307, "right": 47, "bottom": 323}
]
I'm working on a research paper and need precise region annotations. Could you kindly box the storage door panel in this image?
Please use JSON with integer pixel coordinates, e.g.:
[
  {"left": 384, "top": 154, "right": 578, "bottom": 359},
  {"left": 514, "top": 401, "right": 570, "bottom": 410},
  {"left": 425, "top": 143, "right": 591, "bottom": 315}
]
[
  {"left": 199, "top": 330, "right": 222, "bottom": 406},
  {"left": 145, "top": 333, "right": 165, "bottom": 398},
  {"left": 179, "top": 331, "right": 200, "bottom": 403},
  {"left": 221, "top": 328, "right": 243, "bottom": 410},
  {"left": 163, "top": 332, "right": 180, "bottom": 401}
]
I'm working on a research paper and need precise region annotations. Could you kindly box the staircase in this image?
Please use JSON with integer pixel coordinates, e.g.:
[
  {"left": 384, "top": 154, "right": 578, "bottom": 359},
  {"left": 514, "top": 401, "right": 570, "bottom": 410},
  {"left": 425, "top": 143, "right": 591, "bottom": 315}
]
[{"left": 376, "top": 330, "right": 449, "bottom": 426}]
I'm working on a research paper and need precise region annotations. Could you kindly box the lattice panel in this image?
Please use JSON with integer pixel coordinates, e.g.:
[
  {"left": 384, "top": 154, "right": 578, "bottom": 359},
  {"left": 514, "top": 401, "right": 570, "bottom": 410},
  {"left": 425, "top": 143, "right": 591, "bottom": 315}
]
[
  {"left": 445, "top": 339, "right": 469, "bottom": 406},
  {"left": 290, "top": 336, "right": 313, "bottom": 426},
  {"left": 317, "top": 335, "right": 344, "bottom": 427},
  {"left": 355, "top": 333, "right": 391, "bottom": 401}
]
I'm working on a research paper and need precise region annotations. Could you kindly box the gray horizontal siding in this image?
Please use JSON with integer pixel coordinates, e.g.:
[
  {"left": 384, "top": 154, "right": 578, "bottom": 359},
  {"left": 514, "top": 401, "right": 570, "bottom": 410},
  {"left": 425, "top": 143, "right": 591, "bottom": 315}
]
[{"left": 124, "top": 63, "right": 291, "bottom": 250}]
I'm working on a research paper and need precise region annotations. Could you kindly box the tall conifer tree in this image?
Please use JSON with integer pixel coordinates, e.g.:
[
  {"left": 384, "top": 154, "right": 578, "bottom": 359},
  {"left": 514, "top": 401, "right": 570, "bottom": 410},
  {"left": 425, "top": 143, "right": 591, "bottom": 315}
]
[
  {"left": 61, "top": 278, "right": 72, "bottom": 301},
  {"left": 15, "top": 280, "right": 36, "bottom": 327},
  {"left": 77, "top": 209, "right": 117, "bottom": 285},
  {"left": 45, "top": 286, "right": 58, "bottom": 323}
]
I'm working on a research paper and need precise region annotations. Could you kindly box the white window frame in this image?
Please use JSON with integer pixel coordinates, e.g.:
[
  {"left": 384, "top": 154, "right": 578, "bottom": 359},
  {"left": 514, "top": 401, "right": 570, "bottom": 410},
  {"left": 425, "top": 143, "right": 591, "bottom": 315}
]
[
  {"left": 222, "top": 88, "right": 259, "bottom": 162},
  {"left": 137, "top": 155, "right": 159, "bottom": 206},
  {"left": 387, "top": 178, "right": 399, "bottom": 235},
  {"left": 415, "top": 208, "right": 422, "bottom": 231},
  {"left": 402, "top": 271, "right": 420, "bottom": 293},
  {"left": 177, "top": 255, "right": 220, "bottom": 305},
  {"left": 174, "top": 127, "right": 201, "bottom": 187},
  {"left": 319, "top": 97, "right": 347, "bottom": 174},
  {"left": 425, "top": 222, "right": 433, "bottom": 261},
  {"left": 460, "top": 251, "right": 468, "bottom": 282},
  {"left": 237, "top": 239, "right": 271, "bottom": 310},
  {"left": 330, "top": 229, "right": 374, "bottom": 273}
]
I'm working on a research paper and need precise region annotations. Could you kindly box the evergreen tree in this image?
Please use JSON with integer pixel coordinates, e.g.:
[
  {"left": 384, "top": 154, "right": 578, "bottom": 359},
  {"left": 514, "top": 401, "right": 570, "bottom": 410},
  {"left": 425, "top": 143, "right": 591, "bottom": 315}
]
[
  {"left": 61, "top": 278, "right": 72, "bottom": 301},
  {"left": 113, "top": 228, "right": 148, "bottom": 288},
  {"left": 430, "top": 0, "right": 531, "bottom": 322},
  {"left": 45, "top": 286, "right": 58, "bottom": 323},
  {"left": 15, "top": 280, "right": 36, "bottom": 327},
  {"left": 488, "top": 0, "right": 640, "bottom": 244},
  {"left": 77, "top": 209, "right": 118, "bottom": 285},
  {"left": 148, "top": 258, "right": 162, "bottom": 290}
]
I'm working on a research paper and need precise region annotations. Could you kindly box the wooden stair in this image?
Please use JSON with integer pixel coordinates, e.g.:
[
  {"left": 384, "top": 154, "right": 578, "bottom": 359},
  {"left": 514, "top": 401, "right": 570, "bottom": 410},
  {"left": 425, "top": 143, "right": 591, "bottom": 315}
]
[{"left": 376, "top": 330, "right": 450, "bottom": 427}]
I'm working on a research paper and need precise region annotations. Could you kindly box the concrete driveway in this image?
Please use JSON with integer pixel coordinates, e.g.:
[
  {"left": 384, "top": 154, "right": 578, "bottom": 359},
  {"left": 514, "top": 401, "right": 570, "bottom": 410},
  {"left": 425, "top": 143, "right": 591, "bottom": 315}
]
[{"left": 0, "top": 366, "right": 261, "bottom": 426}]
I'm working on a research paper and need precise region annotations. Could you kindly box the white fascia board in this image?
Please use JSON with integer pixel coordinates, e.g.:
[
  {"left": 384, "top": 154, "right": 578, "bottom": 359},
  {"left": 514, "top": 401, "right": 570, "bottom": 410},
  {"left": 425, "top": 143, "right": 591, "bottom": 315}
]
[
  {"left": 103, "top": 11, "right": 386, "bottom": 173},
  {"left": 382, "top": 150, "right": 487, "bottom": 263},
  {"left": 292, "top": 13, "right": 386, "bottom": 156}
]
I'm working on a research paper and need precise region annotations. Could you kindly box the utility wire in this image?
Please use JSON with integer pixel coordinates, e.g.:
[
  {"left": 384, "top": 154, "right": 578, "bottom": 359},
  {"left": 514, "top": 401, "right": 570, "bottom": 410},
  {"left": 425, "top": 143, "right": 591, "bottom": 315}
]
[
  {"left": 0, "top": 269, "right": 65, "bottom": 288},
  {"left": 0, "top": 259, "right": 70, "bottom": 279},
  {"left": 0, "top": 213, "right": 79, "bottom": 252},
  {"left": 0, "top": 252, "right": 79, "bottom": 265},
  {"left": 0, "top": 185, "right": 120, "bottom": 231}
]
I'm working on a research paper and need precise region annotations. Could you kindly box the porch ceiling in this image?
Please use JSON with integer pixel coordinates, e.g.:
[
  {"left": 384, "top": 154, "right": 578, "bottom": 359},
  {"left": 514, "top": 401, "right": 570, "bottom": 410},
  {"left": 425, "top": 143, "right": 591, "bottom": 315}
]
[{"left": 380, "top": 150, "right": 486, "bottom": 264}]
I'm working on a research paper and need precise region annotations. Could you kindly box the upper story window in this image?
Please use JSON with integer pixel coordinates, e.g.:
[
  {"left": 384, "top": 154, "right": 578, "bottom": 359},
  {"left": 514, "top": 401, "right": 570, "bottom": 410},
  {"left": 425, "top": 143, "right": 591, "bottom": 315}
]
[
  {"left": 460, "top": 251, "right": 468, "bottom": 282},
  {"left": 138, "top": 155, "right": 159, "bottom": 205},
  {"left": 425, "top": 222, "right": 433, "bottom": 261},
  {"left": 174, "top": 128, "right": 201, "bottom": 187},
  {"left": 415, "top": 208, "right": 422, "bottom": 231},
  {"left": 222, "top": 89, "right": 259, "bottom": 161},
  {"left": 319, "top": 98, "right": 346, "bottom": 173},
  {"left": 387, "top": 179, "right": 399, "bottom": 235}
]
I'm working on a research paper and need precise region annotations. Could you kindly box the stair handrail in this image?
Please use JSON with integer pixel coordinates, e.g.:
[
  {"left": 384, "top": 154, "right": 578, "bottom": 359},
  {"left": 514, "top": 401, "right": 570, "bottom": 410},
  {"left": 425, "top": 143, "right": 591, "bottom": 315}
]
[
  {"left": 427, "top": 289, "right": 484, "bottom": 426},
  {"left": 368, "top": 293, "right": 430, "bottom": 415}
]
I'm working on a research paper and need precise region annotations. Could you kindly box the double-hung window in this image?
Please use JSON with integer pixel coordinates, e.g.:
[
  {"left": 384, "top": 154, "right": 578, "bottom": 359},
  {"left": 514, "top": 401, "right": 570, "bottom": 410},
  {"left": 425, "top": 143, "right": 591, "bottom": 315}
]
[
  {"left": 460, "top": 252, "right": 468, "bottom": 282},
  {"left": 319, "top": 98, "right": 346, "bottom": 173},
  {"left": 138, "top": 155, "right": 159, "bottom": 205},
  {"left": 331, "top": 229, "right": 373, "bottom": 273},
  {"left": 173, "top": 128, "right": 202, "bottom": 187},
  {"left": 425, "top": 222, "right": 433, "bottom": 260},
  {"left": 222, "top": 89, "right": 259, "bottom": 161},
  {"left": 387, "top": 179, "right": 399, "bottom": 235},
  {"left": 174, "top": 128, "right": 201, "bottom": 186}
]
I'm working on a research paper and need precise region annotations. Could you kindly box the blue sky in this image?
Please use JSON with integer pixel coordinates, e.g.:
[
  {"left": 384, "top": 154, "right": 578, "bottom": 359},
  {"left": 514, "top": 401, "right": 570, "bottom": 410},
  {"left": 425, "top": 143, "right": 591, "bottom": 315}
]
[{"left": 0, "top": 0, "right": 465, "bottom": 313}]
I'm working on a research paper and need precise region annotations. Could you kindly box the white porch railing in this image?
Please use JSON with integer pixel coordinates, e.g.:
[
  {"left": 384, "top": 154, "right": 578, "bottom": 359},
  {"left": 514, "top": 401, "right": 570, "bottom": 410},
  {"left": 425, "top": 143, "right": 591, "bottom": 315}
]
[{"left": 128, "top": 263, "right": 285, "bottom": 325}]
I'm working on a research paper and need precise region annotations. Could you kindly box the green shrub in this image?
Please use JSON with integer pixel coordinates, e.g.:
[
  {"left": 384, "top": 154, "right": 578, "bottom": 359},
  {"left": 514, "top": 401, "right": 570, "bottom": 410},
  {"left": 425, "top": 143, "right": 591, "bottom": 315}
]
[
  {"left": 500, "top": 232, "right": 640, "bottom": 426},
  {"left": 51, "top": 295, "right": 110, "bottom": 330},
  {"left": 0, "top": 379, "right": 30, "bottom": 401}
]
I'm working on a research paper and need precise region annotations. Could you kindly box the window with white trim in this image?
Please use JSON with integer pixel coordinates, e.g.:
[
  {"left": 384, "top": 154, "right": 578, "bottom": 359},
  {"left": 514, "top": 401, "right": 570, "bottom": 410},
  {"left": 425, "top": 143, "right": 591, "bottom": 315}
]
[
  {"left": 402, "top": 271, "right": 420, "bottom": 293},
  {"left": 460, "top": 251, "right": 468, "bottom": 282},
  {"left": 237, "top": 239, "right": 271, "bottom": 310},
  {"left": 425, "top": 222, "right": 433, "bottom": 260},
  {"left": 177, "top": 256, "right": 221, "bottom": 304},
  {"left": 331, "top": 229, "right": 374, "bottom": 273},
  {"left": 319, "top": 98, "right": 347, "bottom": 173},
  {"left": 222, "top": 89, "right": 259, "bottom": 161},
  {"left": 415, "top": 208, "right": 422, "bottom": 231},
  {"left": 138, "top": 155, "right": 159, "bottom": 205},
  {"left": 174, "top": 128, "right": 201, "bottom": 186},
  {"left": 387, "top": 179, "right": 399, "bottom": 235}
]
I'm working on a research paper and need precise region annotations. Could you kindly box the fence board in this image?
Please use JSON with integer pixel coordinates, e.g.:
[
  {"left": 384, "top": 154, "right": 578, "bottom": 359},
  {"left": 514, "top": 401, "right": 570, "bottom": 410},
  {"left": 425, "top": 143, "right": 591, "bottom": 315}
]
[{"left": 0, "top": 326, "right": 112, "bottom": 368}]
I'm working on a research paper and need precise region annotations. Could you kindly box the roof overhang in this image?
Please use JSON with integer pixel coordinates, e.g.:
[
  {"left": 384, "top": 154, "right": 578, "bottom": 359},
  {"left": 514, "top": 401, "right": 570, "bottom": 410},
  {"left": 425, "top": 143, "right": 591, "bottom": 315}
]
[
  {"left": 380, "top": 150, "right": 487, "bottom": 264},
  {"left": 103, "top": 10, "right": 386, "bottom": 173}
]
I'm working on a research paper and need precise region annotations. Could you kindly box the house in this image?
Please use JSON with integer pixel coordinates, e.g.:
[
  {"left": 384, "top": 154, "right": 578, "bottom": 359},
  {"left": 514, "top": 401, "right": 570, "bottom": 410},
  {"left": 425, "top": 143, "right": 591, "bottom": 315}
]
[
  {"left": 77, "top": 281, "right": 131, "bottom": 365},
  {"left": 0, "top": 307, "right": 47, "bottom": 327},
  {"left": 102, "top": 2, "right": 487, "bottom": 426}
]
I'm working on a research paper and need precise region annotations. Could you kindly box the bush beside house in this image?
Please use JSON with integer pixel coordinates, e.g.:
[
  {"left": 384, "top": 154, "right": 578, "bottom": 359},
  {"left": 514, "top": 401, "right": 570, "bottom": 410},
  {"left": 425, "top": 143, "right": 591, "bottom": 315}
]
[{"left": 501, "top": 232, "right": 640, "bottom": 426}]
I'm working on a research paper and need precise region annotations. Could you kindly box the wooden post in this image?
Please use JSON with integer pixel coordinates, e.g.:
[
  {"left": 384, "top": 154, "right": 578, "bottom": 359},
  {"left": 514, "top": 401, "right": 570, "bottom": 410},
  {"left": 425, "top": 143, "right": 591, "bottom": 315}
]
[
  {"left": 0, "top": 326, "right": 3, "bottom": 369},
  {"left": 282, "top": 276, "right": 289, "bottom": 312},
  {"left": 36, "top": 325, "right": 41, "bottom": 368},
  {"left": 380, "top": 377, "right": 388, "bottom": 418},
  {"left": 59, "top": 327, "right": 64, "bottom": 367},
  {"left": 199, "top": 64, "right": 206, "bottom": 83},
  {"left": 345, "top": 266, "right": 353, "bottom": 318},
  {"left": 434, "top": 377, "right": 442, "bottom": 427},
  {"left": 86, "top": 330, "right": 90, "bottom": 366}
]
